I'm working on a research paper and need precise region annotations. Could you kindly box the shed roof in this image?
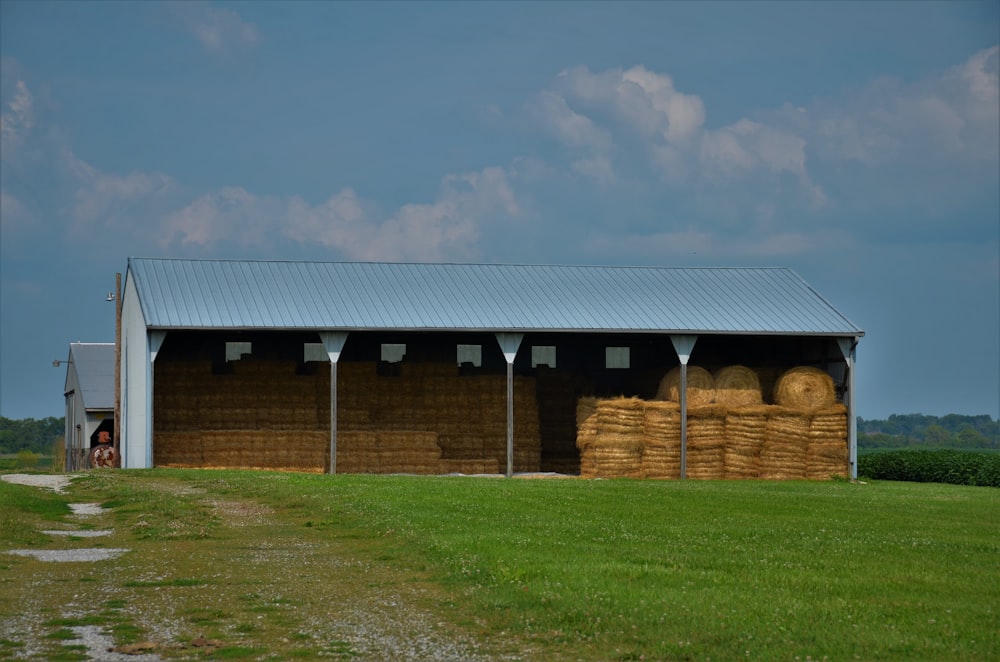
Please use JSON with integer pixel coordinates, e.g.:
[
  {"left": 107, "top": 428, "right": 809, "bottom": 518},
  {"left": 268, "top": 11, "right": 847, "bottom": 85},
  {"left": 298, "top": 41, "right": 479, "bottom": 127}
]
[
  {"left": 127, "top": 258, "right": 863, "bottom": 336},
  {"left": 68, "top": 343, "right": 114, "bottom": 410}
]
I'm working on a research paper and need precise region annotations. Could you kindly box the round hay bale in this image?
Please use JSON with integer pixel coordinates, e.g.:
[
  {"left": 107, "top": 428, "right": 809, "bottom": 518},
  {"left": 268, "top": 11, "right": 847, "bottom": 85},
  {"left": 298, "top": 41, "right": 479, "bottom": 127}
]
[
  {"left": 713, "top": 365, "right": 763, "bottom": 407},
  {"left": 774, "top": 367, "right": 836, "bottom": 411},
  {"left": 656, "top": 366, "right": 716, "bottom": 406}
]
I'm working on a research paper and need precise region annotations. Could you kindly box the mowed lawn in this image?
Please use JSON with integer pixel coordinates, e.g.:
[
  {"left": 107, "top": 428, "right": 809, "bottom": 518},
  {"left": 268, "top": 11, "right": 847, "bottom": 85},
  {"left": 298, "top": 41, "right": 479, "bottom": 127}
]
[{"left": 2, "top": 470, "right": 998, "bottom": 661}]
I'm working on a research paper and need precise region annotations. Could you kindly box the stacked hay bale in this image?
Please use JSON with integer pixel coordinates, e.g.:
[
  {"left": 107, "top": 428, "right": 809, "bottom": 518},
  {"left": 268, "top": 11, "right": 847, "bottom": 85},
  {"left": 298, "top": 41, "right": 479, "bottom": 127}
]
[
  {"left": 762, "top": 367, "right": 838, "bottom": 480},
  {"left": 723, "top": 406, "right": 768, "bottom": 479},
  {"left": 642, "top": 401, "right": 681, "bottom": 479},
  {"left": 807, "top": 404, "right": 850, "bottom": 479},
  {"left": 336, "top": 361, "right": 542, "bottom": 474},
  {"left": 715, "top": 366, "right": 766, "bottom": 479},
  {"left": 760, "top": 409, "right": 810, "bottom": 479},
  {"left": 686, "top": 405, "right": 727, "bottom": 479},
  {"left": 153, "top": 358, "right": 329, "bottom": 472},
  {"left": 574, "top": 364, "right": 848, "bottom": 482},
  {"left": 153, "top": 360, "right": 210, "bottom": 467},
  {"left": 656, "top": 366, "right": 716, "bottom": 406},
  {"left": 576, "top": 397, "right": 644, "bottom": 478}
]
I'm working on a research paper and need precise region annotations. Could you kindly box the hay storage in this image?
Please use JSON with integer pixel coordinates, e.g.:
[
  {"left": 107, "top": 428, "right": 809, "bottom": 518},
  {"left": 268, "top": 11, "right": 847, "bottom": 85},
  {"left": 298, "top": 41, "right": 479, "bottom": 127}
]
[
  {"left": 760, "top": 408, "right": 810, "bottom": 480},
  {"left": 713, "top": 365, "right": 763, "bottom": 407},
  {"left": 573, "top": 361, "right": 848, "bottom": 482},
  {"left": 685, "top": 405, "right": 727, "bottom": 480},
  {"left": 577, "top": 397, "right": 644, "bottom": 479},
  {"left": 723, "top": 405, "right": 770, "bottom": 479},
  {"left": 806, "top": 404, "right": 849, "bottom": 479},
  {"left": 642, "top": 401, "right": 681, "bottom": 479},
  {"left": 774, "top": 367, "right": 836, "bottom": 411},
  {"left": 656, "top": 366, "right": 716, "bottom": 406}
]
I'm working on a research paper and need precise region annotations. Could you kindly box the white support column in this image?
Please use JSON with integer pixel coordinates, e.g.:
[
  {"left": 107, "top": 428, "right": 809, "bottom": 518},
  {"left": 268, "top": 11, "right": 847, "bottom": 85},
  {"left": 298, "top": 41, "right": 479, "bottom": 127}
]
[
  {"left": 837, "top": 337, "right": 859, "bottom": 480},
  {"left": 495, "top": 333, "right": 524, "bottom": 478},
  {"left": 670, "top": 335, "right": 698, "bottom": 480},
  {"left": 319, "top": 332, "right": 349, "bottom": 474},
  {"left": 147, "top": 331, "right": 167, "bottom": 469}
]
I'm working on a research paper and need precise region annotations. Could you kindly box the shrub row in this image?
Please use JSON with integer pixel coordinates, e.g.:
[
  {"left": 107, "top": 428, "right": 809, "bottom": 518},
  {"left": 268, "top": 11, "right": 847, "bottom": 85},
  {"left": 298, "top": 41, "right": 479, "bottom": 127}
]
[{"left": 859, "top": 449, "right": 1000, "bottom": 487}]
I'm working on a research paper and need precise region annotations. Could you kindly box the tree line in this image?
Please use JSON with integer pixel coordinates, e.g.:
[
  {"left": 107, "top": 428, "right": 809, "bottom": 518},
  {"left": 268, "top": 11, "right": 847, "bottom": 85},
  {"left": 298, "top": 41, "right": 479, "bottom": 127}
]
[
  {"left": 0, "top": 417, "right": 64, "bottom": 455},
  {"left": 858, "top": 413, "right": 998, "bottom": 450}
]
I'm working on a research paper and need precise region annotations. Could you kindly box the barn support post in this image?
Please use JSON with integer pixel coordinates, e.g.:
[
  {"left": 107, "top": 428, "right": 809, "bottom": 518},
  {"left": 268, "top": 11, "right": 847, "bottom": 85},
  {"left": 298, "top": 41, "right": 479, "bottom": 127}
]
[
  {"left": 147, "top": 331, "right": 167, "bottom": 469},
  {"left": 670, "top": 335, "right": 698, "bottom": 479},
  {"left": 837, "top": 337, "right": 859, "bottom": 480},
  {"left": 495, "top": 333, "right": 524, "bottom": 478},
  {"left": 319, "top": 332, "right": 349, "bottom": 475}
]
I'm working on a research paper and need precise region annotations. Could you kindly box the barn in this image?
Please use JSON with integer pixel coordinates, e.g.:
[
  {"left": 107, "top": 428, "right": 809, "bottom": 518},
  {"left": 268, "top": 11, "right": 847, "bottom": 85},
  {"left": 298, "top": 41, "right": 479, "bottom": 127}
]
[
  {"left": 61, "top": 342, "right": 115, "bottom": 470},
  {"left": 118, "top": 258, "right": 864, "bottom": 478}
]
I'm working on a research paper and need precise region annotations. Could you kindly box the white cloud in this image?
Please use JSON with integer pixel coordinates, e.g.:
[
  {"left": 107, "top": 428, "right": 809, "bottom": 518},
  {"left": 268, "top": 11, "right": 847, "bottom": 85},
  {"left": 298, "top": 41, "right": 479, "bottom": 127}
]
[
  {"left": 160, "top": 186, "right": 279, "bottom": 247},
  {"left": 809, "top": 46, "right": 999, "bottom": 166},
  {"left": 64, "top": 151, "right": 177, "bottom": 229},
  {"left": 170, "top": 2, "right": 260, "bottom": 55},
  {"left": 556, "top": 65, "right": 705, "bottom": 143},
  {"left": 621, "top": 66, "right": 704, "bottom": 142},
  {"left": 160, "top": 166, "right": 521, "bottom": 261},
  {"left": 544, "top": 63, "right": 825, "bottom": 215},
  {"left": 0, "top": 80, "right": 34, "bottom": 154},
  {"left": 533, "top": 91, "right": 613, "bottom": 152}
]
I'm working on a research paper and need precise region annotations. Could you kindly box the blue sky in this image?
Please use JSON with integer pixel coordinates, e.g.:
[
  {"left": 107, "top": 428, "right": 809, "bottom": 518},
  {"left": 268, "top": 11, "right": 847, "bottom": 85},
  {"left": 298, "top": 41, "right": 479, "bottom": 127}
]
[{"left": 1, "top": 1, "right": 997, "bottom": 421}]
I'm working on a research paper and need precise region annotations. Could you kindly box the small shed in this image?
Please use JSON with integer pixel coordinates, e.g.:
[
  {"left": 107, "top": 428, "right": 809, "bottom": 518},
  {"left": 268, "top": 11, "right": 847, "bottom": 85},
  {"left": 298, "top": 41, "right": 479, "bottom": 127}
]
[
  {"left": 119, "top": 259, "right": 864, "bottom": 478},
  {"left": 62, "top": 342, "right": 115, "bottom": 470}
]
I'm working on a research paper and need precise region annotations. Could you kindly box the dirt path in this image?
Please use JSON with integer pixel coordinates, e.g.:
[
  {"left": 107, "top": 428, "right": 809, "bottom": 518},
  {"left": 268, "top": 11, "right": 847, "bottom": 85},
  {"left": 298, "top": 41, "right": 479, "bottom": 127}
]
[{"left": 0, "top": 473, "right": 523, "bottom": 660}]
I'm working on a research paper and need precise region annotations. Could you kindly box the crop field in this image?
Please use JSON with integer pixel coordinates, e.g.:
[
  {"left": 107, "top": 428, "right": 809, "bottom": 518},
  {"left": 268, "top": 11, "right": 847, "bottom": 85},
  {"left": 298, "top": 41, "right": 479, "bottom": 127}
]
[{"left": 1, "top": 470, "right": 997, "bottom": 660}]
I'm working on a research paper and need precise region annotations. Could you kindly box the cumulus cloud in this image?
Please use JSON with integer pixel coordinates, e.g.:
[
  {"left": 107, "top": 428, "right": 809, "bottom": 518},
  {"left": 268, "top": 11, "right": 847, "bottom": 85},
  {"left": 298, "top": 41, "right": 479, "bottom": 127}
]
[
  {"left": 160, "top": 166, "right": 521, "bottom": 261},
  {"left": 0, "top": 80, "right": 34, "bottom": 155},
  {"left": 64, "top": 151, "right": 177, "bottom": 230},
  {"left": 811, "top": 45, "right": 999, "bottom": 166},
  {"left": 544, "top": 63, "right": 819, "bottom": 201},
  {"left": 169, "top": 2, "right": 260, "bottom": 55},
  {"left": 532, "top": 46, "right": 998, "bottom": 242}
]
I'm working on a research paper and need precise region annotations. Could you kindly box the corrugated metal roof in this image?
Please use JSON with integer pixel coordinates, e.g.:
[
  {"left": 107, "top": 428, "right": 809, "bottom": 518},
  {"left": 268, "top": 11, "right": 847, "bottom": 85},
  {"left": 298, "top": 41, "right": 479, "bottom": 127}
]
[
  {"left": 127, "top": 258, "right": 863, "bottom": 336},
  {"left": 69, "top": 343, "right": 114, "bottom": 410}
]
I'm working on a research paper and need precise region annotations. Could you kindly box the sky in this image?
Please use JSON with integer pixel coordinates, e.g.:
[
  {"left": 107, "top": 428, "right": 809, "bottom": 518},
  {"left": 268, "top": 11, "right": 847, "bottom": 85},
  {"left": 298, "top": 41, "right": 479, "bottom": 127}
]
[{"left": 1, "top": 1, "right": 997, "bottom": 422}]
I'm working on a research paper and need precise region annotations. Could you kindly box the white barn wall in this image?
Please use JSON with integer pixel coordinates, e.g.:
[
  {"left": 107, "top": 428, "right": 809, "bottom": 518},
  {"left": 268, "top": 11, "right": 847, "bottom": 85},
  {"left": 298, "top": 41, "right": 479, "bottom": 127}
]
[{"left": 121, "top": 272, "right": 151, "bottom": 468}]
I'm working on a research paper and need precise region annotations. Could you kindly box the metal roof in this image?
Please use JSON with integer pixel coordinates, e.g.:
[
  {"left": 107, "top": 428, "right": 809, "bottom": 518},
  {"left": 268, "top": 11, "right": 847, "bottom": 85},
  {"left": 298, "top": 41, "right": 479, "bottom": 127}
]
[
  {"left": 68, "top": 343, "right": 114, "bottom": 410},
  {"left": 127, "top": 258, "right": 863, "bottom": 336}
]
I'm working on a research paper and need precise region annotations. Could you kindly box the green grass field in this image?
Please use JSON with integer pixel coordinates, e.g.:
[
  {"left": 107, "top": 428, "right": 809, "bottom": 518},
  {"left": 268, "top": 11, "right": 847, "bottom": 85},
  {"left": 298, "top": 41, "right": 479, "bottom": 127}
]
[{"left": 1, "top": 470, "right": 997, "bottom": 660}]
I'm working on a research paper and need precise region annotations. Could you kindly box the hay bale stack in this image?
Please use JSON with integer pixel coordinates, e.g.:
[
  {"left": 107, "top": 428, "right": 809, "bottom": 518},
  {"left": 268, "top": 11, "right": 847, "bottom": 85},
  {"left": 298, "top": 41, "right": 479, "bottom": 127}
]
[
  {"left": 153, "top": 432, "right": 203, "bottom": 468},
  {"left": 760, "top": 408, "right": 809, "bottom": 479},
  {"left": 714, "top": 366, "right": 763, "bottom": 407},
  {"left": 336, "top": 431, "right": 379, "bottom": 474},
  {"left": 807, "top": 404, "right": 849, "bottom": 480},
  {"left": 774, "top": 367, "right": 837, "bottom": 411},
  {"left": 642, "top": 400, "right": 681, "bottom": 479},
  {"left": 686, "top": 405, "right": 727, "bottom": 480},
  {"left": 576, "top": 397, "right": 644, "bottom": 479},
  {"left": 656, "top": 366, "right": 716, "bottom": 406},
  {"left": 377, "top": 431, "right": 441, "bottom": 474},
  {"left": 723, "top": 405, "right": 771, "bottom": 479}
]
